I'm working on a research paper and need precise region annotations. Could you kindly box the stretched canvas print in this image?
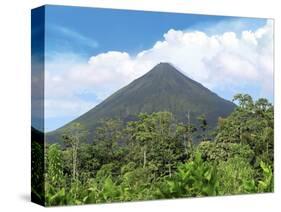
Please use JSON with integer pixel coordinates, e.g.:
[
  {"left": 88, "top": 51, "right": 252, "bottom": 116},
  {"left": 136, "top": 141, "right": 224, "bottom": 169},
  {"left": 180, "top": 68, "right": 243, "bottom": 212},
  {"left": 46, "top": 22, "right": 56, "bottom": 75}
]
[{"left": 31, "top": 5, "right": 274, "bottom": 206}]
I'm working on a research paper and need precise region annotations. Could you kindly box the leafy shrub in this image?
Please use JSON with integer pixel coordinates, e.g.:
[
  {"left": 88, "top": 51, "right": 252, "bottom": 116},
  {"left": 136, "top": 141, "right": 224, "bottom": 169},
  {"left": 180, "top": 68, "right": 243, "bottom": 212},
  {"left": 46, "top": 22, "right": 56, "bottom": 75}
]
[
  {"left": 156, "top": 152, "right": 218, "bottom": 198},
  {"left": 217, "top": 157, "right": 255, "bottom": 195}
]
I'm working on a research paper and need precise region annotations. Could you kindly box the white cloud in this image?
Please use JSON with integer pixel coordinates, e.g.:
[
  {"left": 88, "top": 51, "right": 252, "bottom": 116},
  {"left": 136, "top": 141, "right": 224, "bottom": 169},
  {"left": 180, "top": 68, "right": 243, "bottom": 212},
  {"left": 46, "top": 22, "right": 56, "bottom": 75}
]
[
  {"left": 45, "top": 98, "right": 96, "bottom": 118},
  {"left": 45, "top": 20, "right": 273, "bottom": 121}
]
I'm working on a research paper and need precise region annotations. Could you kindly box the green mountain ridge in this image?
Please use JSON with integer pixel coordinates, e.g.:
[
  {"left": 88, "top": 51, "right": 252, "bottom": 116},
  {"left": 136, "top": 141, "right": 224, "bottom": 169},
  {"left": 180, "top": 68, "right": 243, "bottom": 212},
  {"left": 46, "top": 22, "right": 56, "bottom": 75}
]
[{"left": 47, "top": 62, "right": 236, "bottom": 143}]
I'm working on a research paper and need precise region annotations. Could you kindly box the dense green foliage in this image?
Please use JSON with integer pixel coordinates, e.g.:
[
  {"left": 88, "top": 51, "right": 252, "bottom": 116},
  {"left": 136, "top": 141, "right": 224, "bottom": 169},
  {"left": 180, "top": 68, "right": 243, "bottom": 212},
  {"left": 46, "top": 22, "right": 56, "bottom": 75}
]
[
  {"left": 31, "top": 127, "right": 45, "bottom": 204},
  {"left": 41, "top": 94, "right": 273, "bottom": 206}
]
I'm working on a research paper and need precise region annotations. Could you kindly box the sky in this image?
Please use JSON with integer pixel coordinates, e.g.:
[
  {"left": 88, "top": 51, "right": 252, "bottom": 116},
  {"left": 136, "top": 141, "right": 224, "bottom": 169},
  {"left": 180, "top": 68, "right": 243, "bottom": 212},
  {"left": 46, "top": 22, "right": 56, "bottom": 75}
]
[{"left": 35, "top": 5, "right": 273, "bottom": 132}]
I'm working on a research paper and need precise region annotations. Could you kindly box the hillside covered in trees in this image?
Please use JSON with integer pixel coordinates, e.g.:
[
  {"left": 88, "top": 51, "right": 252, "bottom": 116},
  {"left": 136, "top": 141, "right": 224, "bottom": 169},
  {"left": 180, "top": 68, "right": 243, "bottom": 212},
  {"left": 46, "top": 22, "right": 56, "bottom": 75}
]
[{"left": 32, "top": 94, "right": 274, "bottom": 206}]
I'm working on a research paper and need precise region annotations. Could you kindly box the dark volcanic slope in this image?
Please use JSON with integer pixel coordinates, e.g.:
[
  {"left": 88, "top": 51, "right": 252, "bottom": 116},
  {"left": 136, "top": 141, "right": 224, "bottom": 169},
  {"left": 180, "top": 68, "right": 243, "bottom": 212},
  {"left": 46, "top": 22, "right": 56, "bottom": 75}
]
[{"left": 47, "top": 62, "right": 235, "bottom": 143}]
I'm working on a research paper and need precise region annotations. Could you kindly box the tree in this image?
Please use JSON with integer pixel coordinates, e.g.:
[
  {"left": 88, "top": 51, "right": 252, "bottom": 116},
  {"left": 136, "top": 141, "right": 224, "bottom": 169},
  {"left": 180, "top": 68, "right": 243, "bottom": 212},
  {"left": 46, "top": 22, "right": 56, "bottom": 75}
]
[
  {"left": 92, "top": 119, "right": 125, "bottom": 177},
  {"left": 176, "top": 122, "right": 196, "bottom": 159},
  {"left": 215, "top": 94, "right": 274, "bottom": 167},
  {"left": 127, "top": 112, "right": 184, "bottom": 178},
  {"left": 62, "top": 122, "right": 88, "bottom": 181},
  {"left": 45, "top": 144, "right": 66, "bottom": 206},
  {"left": 197, "top": 114, "right": 208, "bottom": 141},
  {"left": 197, "top": 141, "right": 255, "bottom": 163}
]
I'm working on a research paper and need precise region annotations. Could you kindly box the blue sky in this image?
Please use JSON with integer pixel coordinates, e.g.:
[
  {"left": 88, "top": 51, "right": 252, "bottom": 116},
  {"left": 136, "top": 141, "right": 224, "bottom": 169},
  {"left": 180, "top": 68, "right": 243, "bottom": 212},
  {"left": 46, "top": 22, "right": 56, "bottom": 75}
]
[
  {"left": 45, "top": 5, "right": 266, "bottom": 57},
  {"left": 37, "top": 5, "right": 273, "bottom": 132}
]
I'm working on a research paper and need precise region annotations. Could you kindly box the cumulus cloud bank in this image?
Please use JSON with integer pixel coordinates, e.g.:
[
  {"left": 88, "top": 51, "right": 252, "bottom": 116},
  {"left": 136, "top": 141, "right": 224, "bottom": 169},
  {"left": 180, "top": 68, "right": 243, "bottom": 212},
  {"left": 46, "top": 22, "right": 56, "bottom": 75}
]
[{"left": 45, "top": 20, "right": 273, "bottom": 120}]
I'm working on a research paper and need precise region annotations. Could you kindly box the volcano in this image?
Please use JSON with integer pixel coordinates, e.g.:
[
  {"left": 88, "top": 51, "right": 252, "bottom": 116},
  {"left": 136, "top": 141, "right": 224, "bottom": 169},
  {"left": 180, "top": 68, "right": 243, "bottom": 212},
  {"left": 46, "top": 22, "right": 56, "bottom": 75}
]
[{"left": 47, "top": 62, "right": 235, "bottom": 143}]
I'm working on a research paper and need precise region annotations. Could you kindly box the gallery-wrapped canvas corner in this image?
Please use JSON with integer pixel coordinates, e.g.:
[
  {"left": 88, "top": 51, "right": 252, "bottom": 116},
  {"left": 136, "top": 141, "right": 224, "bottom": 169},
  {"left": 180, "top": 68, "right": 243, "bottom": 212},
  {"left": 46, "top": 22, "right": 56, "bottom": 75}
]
[{"left": 31, "top": 5, "right": 274, "bottom": 207}]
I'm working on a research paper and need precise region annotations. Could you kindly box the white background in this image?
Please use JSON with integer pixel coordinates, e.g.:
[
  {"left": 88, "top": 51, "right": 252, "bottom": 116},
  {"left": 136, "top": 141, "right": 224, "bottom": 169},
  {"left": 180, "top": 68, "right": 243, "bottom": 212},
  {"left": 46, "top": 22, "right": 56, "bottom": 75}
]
[{"left": 0, "top": 0, "right": 280, "bottom": 211}]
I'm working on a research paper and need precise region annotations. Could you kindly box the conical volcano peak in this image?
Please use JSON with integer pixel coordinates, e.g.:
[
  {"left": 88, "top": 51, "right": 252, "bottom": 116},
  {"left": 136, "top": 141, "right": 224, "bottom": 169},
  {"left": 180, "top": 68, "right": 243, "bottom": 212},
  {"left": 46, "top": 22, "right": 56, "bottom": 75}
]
[
  {"left": 142, "top": 62, "right": 197, "bottom": 87},
  {"left": 146, "top": 62, "right": 185, "bottom": 80},
  {"left": 156, "top": 62, "right": 174, "bottom": 68},
  {"left": 152, "top": 62, "right": 178, "bottom": 72}
]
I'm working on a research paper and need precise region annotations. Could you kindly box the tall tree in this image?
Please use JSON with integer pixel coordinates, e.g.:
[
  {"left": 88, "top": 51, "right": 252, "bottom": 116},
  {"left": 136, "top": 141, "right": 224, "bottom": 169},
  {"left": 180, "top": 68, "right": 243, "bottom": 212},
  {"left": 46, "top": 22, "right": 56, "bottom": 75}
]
[
  {"left": 127, "top": 112, "right": 184, "bottom": 177},
  {"left": 92, "top": 119, "right": 125, "bottom": 176},
  {"left": 62, "top": 122, "right": 88, "bottom": 181},
  {"left": 215, "top": 94, "right": 274, "bottom": 167},
  {"left": 197, "top": 114, "right": 208, "bottom": 141},
  {"left": 176, "top": 120, "right": 197, "bottom": 159}
]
